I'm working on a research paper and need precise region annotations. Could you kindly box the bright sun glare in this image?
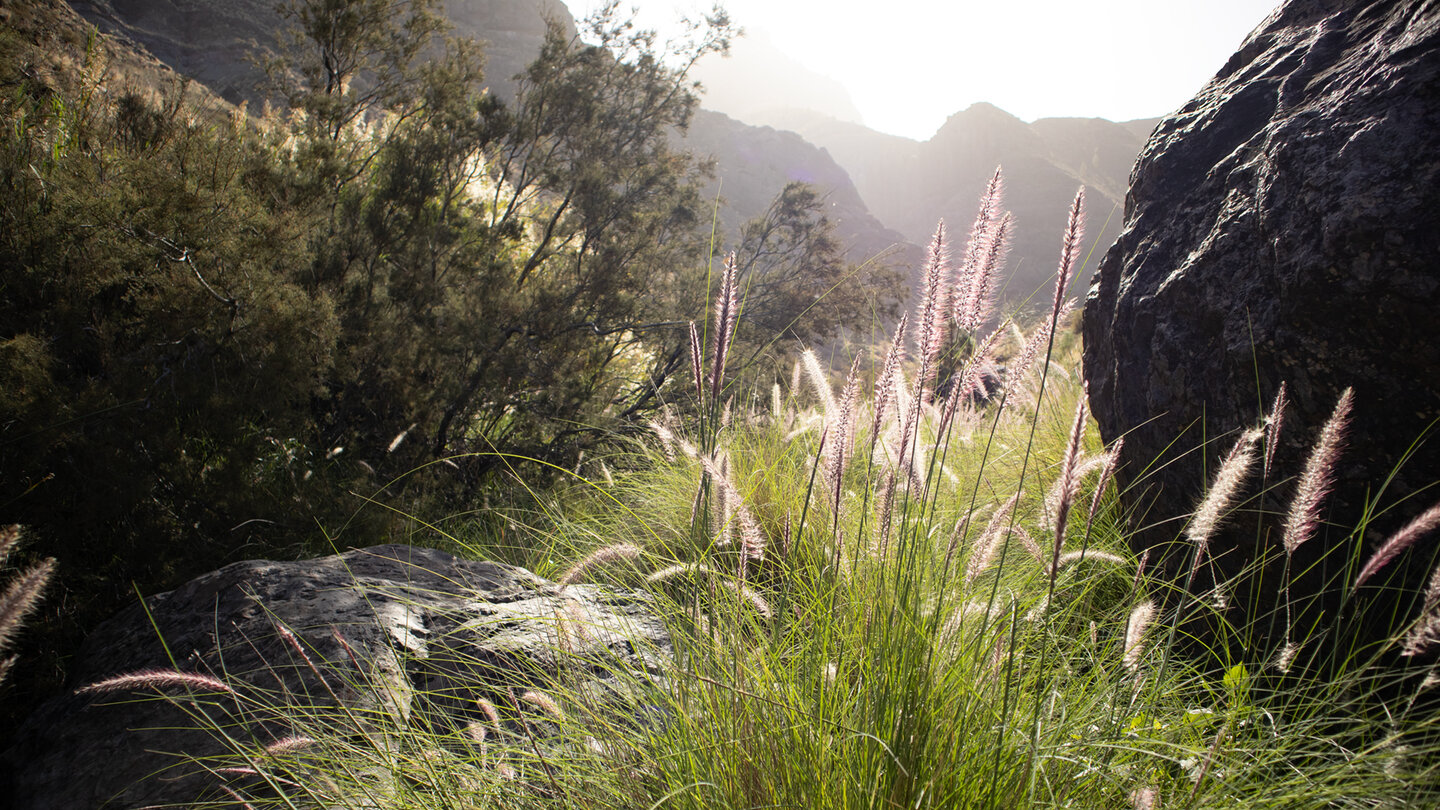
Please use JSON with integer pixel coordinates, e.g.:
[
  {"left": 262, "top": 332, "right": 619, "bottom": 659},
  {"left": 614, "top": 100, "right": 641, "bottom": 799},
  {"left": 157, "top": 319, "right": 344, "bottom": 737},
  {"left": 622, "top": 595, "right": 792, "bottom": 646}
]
[{"left": 564, "top": 0, "right": 1281, "bottom": 140}]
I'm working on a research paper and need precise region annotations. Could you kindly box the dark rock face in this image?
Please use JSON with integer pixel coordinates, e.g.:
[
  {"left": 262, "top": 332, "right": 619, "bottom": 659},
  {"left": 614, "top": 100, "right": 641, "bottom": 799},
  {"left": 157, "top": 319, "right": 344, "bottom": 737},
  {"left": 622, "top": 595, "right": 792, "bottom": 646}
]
[
  {"left": 0, "top": 545, "right": 671, "bottom": 810},
  {"left": 1083, "top": 0, "right": 1440, "bottom": 637}
]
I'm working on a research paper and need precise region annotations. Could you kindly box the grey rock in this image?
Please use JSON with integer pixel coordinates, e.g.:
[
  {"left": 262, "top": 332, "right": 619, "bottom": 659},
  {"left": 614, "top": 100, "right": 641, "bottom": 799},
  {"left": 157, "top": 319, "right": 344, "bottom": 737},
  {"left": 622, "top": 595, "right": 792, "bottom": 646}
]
[
  {"left": 0, "top": 545, "right": 672, "bottom": 809},
  {"left": 1083, "top": 0, "right": 1440, "bottom": 640}
]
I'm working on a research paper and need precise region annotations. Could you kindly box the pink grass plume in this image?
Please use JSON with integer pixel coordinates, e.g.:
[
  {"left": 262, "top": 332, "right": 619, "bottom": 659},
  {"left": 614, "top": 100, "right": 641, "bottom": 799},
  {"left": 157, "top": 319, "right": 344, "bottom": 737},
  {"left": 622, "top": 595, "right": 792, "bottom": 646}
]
[
  {"left": 1280, "top": 387, "right": 1352, "bottom": 555},
  {"left": 1356, "top": 500, "right": 1440, "bottom": 590}
]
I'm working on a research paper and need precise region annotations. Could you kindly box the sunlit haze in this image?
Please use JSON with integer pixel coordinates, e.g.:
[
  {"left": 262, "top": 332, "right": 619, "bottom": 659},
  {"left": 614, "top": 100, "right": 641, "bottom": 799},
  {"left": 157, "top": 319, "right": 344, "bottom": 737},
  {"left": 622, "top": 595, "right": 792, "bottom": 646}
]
[{"left": 563, "top": 0, "right": 1281, "bottom": 140}]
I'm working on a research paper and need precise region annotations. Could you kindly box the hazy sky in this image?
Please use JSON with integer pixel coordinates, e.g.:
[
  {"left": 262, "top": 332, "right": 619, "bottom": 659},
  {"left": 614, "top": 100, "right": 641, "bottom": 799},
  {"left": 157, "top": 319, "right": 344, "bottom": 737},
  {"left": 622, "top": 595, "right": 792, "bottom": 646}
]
[{"left": 563, "top": 0, "right": 1281, "bottom": 140}]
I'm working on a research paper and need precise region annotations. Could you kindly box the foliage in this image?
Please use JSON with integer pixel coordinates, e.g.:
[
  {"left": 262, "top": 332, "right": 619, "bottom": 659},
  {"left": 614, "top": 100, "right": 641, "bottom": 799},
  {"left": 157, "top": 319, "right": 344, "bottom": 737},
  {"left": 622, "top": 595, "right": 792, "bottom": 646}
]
[{"left": 0, "top": 0, "right": 895, "bottom": 738}]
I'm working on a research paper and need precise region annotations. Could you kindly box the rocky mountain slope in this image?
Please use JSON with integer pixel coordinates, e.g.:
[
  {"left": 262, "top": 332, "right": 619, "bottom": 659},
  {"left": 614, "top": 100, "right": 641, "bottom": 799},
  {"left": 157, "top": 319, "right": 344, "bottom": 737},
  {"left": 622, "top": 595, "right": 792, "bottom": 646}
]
[
  {"left": 766, "top": 103, "right": 1152, "bottom": 307},
  {"left": 62, "top": 0, "right": 1148, "bottom": 310},
  {"left": 69, "top": 0, "right": 575, "bottom": 103}
]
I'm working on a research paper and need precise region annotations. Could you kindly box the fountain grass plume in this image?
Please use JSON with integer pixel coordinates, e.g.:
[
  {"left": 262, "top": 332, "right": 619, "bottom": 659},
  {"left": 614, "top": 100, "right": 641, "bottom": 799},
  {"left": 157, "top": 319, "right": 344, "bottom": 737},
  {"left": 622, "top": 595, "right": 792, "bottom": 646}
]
[
  {"left": 77, "top": 668, "right": 236, "bottom": 696},
  {"left": 958, "top": 213, "right": 1013, "bottom": 335},
  {"left": 1084, "top": 437, "right": 1123, "bottom": 540},
  {"left": 941, "top": 326, "right": 1005, "bottom": 428},
  {"left": 559, "top": 542, "right": 643, "bottom": 588},
  {"left": 955, "top": 166, "right": 1005, "bottom": 330},
  {"left": 1403, "top": 561, "right": 1440, "bottom": 656},
  {"left": 1281, "top": 387, "right": 1352, "bottom": 555},
  {"left": 1187, "top": 428, "right": 1262, "bottom": 579},
  {"left": 1263, "top": 382, "right": 1289, "bottom": 482},
  {"left": 1123, "top": 600, "right": 1157, "bottom": 673},
  {"left": 914, "top": 221, "right": 950, "bottom": 397},
  {"left": 871, "top": 313, "right": 908, "bottom": 444},
  {"left": 964, "top": 491, "right": 1024, "bottom": 586},
  {"left": 1048, "top": 394, "right": 1089, "bottom": 582},
  {"left": 1356, "top": 500, "right": 1440, "bottom": 590},
  {"left": 699, "top": 451, "right": 765, "bottom": 575},
  {"left": 688, "top": 320, "right": 704, "bottom": 404},
  {"left": 707, "top": 252, "right": 740, "bottom": 410},
  {"left": 801, "top": 348, "right": 837, "bottom": 418},
  {"left": 0, "top": 554, "right": 53, "bottom": 660}
]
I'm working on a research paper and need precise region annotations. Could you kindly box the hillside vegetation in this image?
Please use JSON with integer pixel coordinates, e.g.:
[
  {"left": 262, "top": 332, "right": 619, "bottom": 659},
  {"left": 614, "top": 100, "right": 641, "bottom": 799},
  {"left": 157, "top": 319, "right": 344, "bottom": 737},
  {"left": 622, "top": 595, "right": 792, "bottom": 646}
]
[{"left": 0, "top": 0, "right": 897, "bottom": 731}]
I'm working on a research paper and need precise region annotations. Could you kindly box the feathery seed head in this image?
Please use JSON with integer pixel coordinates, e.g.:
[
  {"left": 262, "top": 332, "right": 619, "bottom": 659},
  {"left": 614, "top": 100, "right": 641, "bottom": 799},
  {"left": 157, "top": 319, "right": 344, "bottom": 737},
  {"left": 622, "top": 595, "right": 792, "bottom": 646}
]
[
  {"left": 801, "top": 348, "right": 838, "bottom": 417},
  {"left": 1187, "top": 428, "right": 1263, "bottom": 576},
  {"left": 964, "top": 492, "right": 1023, "bottom": 586},
  {"left": 0, "top": 556, "right": 53, "bottom": 656},
  {"left": 688, "top": 321, "right": 704, "bottom": 404},
  {"left": 958, "top": 213, "right": 1012, "bottom": 334},
  {"left": 708, "top": 253, "right": 741, "bottom": 404},
  {"left": 1123, "top": 600, "right": 1156, "bottom": 673},
  {"left": 77, "top": 668, "right": 235, "bottom": 696},
  {"left": 1281, "top": 387, "right": 1352, "bottom": 556},
  {"left": 558, "top": 542, "right": 643, "bottom": 588},
  {"left": 1357, "top": 500, "right": 1440, "bottom": 590},
  {"left": 1263, "top": 382, "right": 1289, "bottom": 481},
  {"left": 520, "top": 689, "right": 565, "bottom": 721},
  {"left": 871, "top": 314, "right": 908, "bottom": 439},
  {"left": 1049, "top": 395, "right": 1089, "bottom": 571}
]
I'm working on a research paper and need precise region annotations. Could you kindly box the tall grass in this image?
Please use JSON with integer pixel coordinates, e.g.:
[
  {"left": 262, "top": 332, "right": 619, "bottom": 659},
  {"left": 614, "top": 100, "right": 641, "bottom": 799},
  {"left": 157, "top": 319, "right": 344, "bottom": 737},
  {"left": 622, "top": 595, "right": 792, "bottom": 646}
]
[{"left": 72, "top": 175, "right": 1440, "bottom": 808}]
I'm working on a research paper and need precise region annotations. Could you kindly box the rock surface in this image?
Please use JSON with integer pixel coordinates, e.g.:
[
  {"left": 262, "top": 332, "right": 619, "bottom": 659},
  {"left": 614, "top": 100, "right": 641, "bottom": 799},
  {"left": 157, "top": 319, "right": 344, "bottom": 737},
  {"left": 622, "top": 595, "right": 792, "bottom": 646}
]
[
  {"left": 1083, "top": 0, "right": 1440, "bottom": 633},
  {"left": 0, "top": 545, "right": 672, "bottom": 810}
]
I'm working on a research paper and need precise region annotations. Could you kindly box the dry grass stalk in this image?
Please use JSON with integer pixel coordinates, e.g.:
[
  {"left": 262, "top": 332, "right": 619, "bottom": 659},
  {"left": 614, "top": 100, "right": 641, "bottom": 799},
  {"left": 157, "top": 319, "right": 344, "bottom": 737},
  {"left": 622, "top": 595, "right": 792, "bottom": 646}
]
[
  {"left": 1187, "top": 428, "right": 1262, "bottom": 578},
  {"left": 707, "top": 253, "right": 740, "bottom": 406},
  {"left": 688, "top": 320, "right": 704, "bottom": 404},
  {"left": 77, "top": 668, "right": 235, "bottom": 696},
  {"left": 964, "top": 492, "right": 1023, "bottom": 586},
  {"left": 1263, "top": 381, "right": 1288, "bottom": 481},
  {"left": 913, "top": 221, "right": 951, "bottom": 391},
  {"left": 1358, "top": 501, "right": 1440, "bottom": 591},
  {"left": 0, "top": 555, "right": 54, "bottom": 657},
  {"left": 1049, "top": 395, "right": 1089, "bottom": 578},
  {"left": 1084, "top": 438, "right": 1124, "bottom": 538},
  {"left": 558, "top": 542, "right": 642, "bottom": 588},
  {"left": 801, "top": 348, "right": 837, "bottom": 418},
  {"left": 721, "top": 579, "right": 773, "bottom": 619},
  {"left": 1123, "top": 600, "right": 1156, "bottom": 673},
  {"left": 871, "top": 313, "right": 908, "bottom": 443},
  {"left": 1281, "top": 388, "right": 1353, "bottom": 556}
]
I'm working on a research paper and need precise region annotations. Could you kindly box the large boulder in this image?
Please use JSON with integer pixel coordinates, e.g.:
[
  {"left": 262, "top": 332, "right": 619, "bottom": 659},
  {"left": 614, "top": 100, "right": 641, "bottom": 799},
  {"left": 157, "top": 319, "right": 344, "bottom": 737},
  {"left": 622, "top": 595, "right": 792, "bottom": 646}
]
[
  {"left": 1083, "top": 0, "right": 1440, "bottom": 642},
  {"left": 0, "top": 545, "right": 672, "bottom": 809}
]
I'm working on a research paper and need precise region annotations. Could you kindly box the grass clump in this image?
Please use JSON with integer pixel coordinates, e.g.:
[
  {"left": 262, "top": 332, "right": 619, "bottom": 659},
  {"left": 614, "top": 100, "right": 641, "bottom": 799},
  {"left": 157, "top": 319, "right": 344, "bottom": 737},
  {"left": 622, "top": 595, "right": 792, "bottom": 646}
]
[{"left": 73, "top": 175, "right": 1440, "bottom": 808}]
